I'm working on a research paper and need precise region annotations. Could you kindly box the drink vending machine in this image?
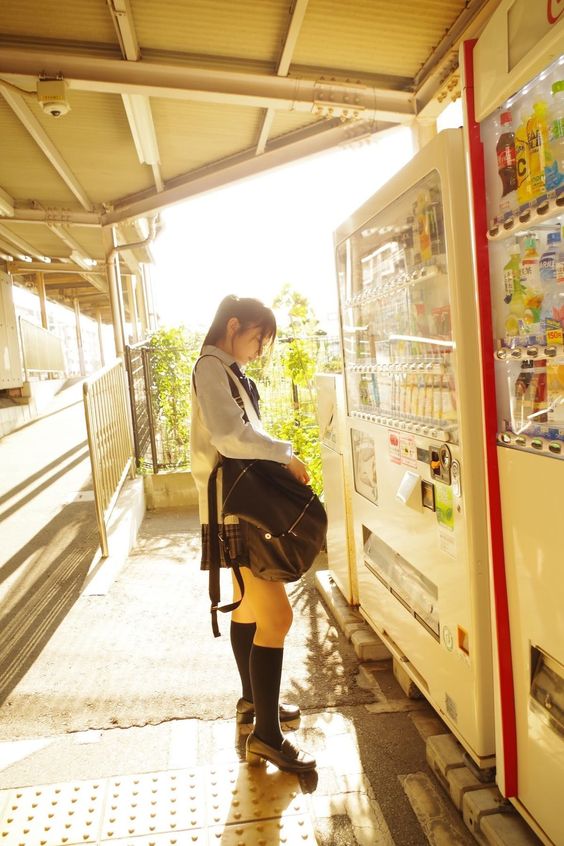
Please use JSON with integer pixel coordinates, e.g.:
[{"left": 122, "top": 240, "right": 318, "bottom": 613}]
[
  {"left": 465, "top": 3, "right": 564, "bottom": 843},
  {"left": 316, "top": 372, "right": 358, "bottom": 605},
  {"left": 333, "top": 129, "right": 496, "bottom": 766}
]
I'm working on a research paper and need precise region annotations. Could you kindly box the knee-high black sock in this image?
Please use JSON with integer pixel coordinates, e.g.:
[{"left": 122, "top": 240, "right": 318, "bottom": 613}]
[
  {"left": 250, "top": 644, "right": 284, "bottom": 748},
  {"left": 230, "top": 621, "right": 256, "bottom": 702}
]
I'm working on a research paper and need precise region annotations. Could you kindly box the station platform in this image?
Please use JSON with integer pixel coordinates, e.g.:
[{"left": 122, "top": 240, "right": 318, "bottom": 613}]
[{"left": 0, "top": 386, "right": 533, "bottom": 846}]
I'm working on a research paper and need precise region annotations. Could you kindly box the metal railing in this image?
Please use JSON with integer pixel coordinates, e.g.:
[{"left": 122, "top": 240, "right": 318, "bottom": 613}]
[
  {"left": 19, "top": 316, "right": 66, "bottom": 379},
  {"left": 83, "top": 359, "right": 135, "bottom": 556},
  {"left": 124, "top": 343, "right": 158, "bottom": 471}
]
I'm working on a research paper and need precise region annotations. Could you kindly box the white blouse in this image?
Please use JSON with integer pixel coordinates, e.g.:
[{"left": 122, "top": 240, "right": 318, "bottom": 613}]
[{"left": 190, "top": 344, "right": 293, "bottom": 523}]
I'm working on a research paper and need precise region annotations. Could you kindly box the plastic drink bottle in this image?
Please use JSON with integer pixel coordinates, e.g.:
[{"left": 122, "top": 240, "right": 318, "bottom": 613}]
[
  {"left": 547, "top": 80, "right": 564, "bottom": 194},
  {"left": 540, "top": 227, "right": 564, "bottom": 345},
  {"left": 515, "top": 110, "right": 532, "bottom": 207},
  {"left": 503, "top": 241, "right": 525, "bottom": 339},
  {"left": 496, "top": 110, "right": 518, "bottom": 220},
  {"left": 539, "top": 229, "right": 561, "bottom": 286},
  {"left": 520, "top": 236, "right": 544, "bottom": 334},
  {"left": 415, "top": 193, "right": 432, "bottom": 263},
  {"left": 527, "top": 101, "right": 552, "bottom": 201}
]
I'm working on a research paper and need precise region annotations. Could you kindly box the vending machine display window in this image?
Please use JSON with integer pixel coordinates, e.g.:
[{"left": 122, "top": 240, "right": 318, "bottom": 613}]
[
  {"left": 480, "top": 53, "right": 564, "bottom": 459},
  {"left": 336, "top": 171, "right": 459, "bottom": 445}
]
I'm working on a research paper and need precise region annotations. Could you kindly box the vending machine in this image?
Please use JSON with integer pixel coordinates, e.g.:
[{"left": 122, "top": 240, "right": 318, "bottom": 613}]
[
  {"left": 465, "top": 2, "right": 564, "bottom": 843},
  {"left": 334, "top": 128, "right": 495, "bottom": 766},
  {"left": 316, "top": 373, "right": 358, "bottom": 604}
]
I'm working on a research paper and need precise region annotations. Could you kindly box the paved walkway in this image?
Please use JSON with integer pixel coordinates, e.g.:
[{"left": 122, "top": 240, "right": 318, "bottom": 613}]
[{"left": 0, "top": 388, "right": 480, "bottom": 845}]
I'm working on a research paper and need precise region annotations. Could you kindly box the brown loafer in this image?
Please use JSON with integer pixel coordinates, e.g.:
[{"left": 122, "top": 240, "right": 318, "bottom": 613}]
[
  {"left": 236, "top": 697, "right": 300, "bottom": 725},
  {"left": 246, "top": 731, "right": 316, "bottom": 772}
]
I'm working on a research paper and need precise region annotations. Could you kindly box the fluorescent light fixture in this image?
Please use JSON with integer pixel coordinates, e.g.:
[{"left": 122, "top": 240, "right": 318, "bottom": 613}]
[
  {"left": 0, "top": 187, "right": 15, "bottom": 217},
  {"left": 122, "top": 94, "right": 160, "bottom": 165},
  {"left": 0, "top": 253, "right": 14, "bottom": 261}
]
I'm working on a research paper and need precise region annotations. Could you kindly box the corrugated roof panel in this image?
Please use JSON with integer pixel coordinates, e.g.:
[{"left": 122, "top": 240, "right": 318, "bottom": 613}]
[
  {"left": 151, "top": 99, "right": 263, "bottom": 181},
  {"left": 0, "top": 223, "right": 75, "bottom": 257},
  {"left": 270, "top": 110, "right": 325, "bottom": 140},
  {"left": 66, "top": 228, "right": 105, "bottom": 259},
  {"left": 0, "top": 0, "right": 117, "bottom": 45},
  {"left": 293, "top": 0, "right": 467, "bottom": 78},
  {"left": 132, "top": 0, "right": 289, "bottom": 65},
  {"left": 28, "top": 91, "right": 154, "bottom": 205},
  {"left": 0, "top": 100, "right": 78, "bottom": 206}
]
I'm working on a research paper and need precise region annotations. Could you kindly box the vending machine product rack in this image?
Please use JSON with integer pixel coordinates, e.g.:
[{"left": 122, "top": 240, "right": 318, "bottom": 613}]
[{"left": 465, "top": 3, "right": 564, "bottom": 841}]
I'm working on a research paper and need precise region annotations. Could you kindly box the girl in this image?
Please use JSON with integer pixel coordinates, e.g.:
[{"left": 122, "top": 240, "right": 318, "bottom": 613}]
[{"left": 191, "top": 294, "right": 316, "bottom": 773}]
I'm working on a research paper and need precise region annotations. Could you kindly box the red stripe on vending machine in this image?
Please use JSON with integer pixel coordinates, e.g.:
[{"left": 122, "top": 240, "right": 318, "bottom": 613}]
[{"left": 462, "top": 38, "right": 518, "bottom": 799}]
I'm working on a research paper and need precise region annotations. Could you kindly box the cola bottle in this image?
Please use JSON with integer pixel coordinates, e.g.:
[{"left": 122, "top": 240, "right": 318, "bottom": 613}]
[{"left": 496, "top": 110, "right": 518, "bottom": 221}]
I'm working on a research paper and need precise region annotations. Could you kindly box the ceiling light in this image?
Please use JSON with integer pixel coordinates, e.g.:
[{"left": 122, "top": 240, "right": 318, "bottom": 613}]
[
  {"left": 122, "top": 94, "right": 160, "bottom": 165},
  {"left": 0, "top": 187, "right": 14, "bottom": 217}
]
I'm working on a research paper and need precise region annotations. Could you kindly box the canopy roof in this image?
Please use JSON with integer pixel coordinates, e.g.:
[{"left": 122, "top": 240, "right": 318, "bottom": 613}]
[{"left": 0, "top": 0, "right": 498, "bottom": 322}]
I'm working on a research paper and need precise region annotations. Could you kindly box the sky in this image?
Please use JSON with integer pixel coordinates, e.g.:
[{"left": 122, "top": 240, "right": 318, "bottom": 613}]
[{"left": 150, "top": 125, "right": 415, "bottom": 333}]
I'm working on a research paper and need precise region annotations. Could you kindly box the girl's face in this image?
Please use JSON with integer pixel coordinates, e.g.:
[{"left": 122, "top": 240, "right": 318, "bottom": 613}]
[{"left": 231, "top": 323, "right": 266, "bottom": 365}]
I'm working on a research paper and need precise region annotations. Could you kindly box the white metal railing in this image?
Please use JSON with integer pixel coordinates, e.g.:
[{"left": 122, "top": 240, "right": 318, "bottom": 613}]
[
  {"left": 19, "top": 317, "right": 66, "bottom": 380},
  {"left": 83, "top": 359, "right": 135, "bottom": 556}
]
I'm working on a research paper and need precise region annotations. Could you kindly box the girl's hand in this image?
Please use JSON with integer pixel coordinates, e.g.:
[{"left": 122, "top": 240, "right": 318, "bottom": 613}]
[{"left": 286, "top": 455, "right": 310, "bottom": 485}]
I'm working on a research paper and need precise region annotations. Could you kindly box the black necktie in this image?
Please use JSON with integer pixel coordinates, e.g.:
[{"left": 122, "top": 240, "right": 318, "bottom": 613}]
[{"left": 230, "top": 363, "right": 261, "bottom": 420}]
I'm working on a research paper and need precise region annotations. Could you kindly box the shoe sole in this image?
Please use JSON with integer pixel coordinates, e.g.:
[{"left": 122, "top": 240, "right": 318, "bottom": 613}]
[{"left": 236, "top": 712, "right": 301, "bottom": 725}]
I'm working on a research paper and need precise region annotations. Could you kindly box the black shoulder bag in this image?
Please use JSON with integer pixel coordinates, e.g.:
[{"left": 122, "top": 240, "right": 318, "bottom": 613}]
[{"left": 194, "top": 355, "right": 327, "bottom": 636}]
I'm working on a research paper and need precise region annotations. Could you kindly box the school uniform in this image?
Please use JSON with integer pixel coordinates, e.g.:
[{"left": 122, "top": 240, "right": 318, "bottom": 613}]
[{"left": 191, "top": 344, "right": 293, "bottom": 569}]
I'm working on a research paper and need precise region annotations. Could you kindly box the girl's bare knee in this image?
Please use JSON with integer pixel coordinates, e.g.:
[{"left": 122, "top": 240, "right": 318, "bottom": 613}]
[{"left": 257, "top": 605, "right": 293, "bottom": 640}]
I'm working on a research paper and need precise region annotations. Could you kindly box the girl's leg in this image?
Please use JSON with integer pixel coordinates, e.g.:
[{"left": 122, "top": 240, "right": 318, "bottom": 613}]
[
  {"left": 230, "top": 569, "right": 256, "bottom": 703},
  {"left": 238, "top": 567, "right": 293, "bottom": 747}
]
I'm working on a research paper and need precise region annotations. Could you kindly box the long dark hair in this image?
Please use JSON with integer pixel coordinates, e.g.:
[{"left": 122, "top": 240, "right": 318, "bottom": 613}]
[{"left": 201, "top": 295, "right": 277, "bottom": 354}]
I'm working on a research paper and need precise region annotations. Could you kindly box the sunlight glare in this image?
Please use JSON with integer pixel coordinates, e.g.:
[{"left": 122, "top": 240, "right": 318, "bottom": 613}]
[{"left": 151, "top": 126, "right": 414, "bottom": 332}]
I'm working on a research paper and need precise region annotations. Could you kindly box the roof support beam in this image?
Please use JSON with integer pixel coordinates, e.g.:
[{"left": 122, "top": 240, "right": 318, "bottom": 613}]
[
  {"left": 106, "top": 0, "right": 141, "bottom": 60},
  {"left": 0, "top": 222, "right": 51, "bottom": 261},
  {"left": 47, "top": 223, "right": 97, "bottom": 265},
  {"left": 106, "top": 0, "right": 164, "bottom": 191},
  {"left": 0, "top": 47, "right": 414, "bottom": 124},
  {"left": 0, "top": 186, "right": 15, "bottom": 217},
  {"left": 103, "top": 117, "right": 397, "bottom": 224},
  {"left": 8, "top": 209, "right": 102, "bottom": 226},
  {"left": 0, "top": 83, "right": 94, "bottom": 212},
  {"left": 256, "top": 0, "right": 310, "bottom": 154}
]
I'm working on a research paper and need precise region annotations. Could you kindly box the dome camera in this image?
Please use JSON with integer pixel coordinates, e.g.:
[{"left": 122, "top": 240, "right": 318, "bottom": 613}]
[
  {"left": 40, "top": 100, "right": 71, "bottom": 118},
  {"left": 37, "top": 78, "right": 71, "bottom": 118}
]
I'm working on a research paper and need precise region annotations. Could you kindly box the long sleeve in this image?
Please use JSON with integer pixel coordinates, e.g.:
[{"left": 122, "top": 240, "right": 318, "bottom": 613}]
[{"left": 194, "top": 356, "right": 292, "bottom": 464}]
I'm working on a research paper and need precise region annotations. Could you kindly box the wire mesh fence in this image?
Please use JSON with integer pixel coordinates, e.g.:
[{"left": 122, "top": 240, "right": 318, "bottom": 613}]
[{"left": 125, "top": 335, "right": 342, "bottom": 485}]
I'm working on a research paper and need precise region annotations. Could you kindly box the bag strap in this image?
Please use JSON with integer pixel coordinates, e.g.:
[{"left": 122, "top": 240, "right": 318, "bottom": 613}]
[
  {"left": 194, "top": 354, "right": 248, "bottom": 636},
  {"left": 193, "top": 354, "right": 250, "bottom": 423},
  {"left": 206, "top": 457, "right": 246, "bottom": 637}
]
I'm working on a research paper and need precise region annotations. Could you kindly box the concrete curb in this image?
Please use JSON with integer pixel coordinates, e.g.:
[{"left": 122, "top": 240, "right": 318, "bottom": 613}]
[
  {"left": 83, "top": 477, "right": 146, "bottom": 596},
  {"left": 314, "top": 569, "right": 391, "bottom": 661},
  {"left": 315, "top": 569, "right": 543, "bottom": 846}
]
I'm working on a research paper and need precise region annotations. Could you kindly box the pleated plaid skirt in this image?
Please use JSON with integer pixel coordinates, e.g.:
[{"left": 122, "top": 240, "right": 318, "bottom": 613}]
[{"left": 200, "top": 521, "right": 250, "bottom": 570}]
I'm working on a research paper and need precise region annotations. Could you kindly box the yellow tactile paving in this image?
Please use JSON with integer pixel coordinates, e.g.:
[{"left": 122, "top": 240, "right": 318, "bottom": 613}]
[
  {"left": 0, "top": 778, "right": 105, "bottom": 846},
  {"left": 0, "top": 764, "right": 318, "bottom": 846}
]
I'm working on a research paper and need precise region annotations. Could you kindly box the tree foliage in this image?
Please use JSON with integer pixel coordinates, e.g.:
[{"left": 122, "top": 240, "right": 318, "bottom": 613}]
[{"left": 145, "top": 286, "right": 341, "bottom": 498}]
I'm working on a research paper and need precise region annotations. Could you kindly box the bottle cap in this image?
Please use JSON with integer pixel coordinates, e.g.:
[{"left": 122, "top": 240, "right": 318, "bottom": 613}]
[
  {"left": 524, "top": 236, "right": 536, "bottom": 249},
  {"left": 547, "top": 231, "right": 562, "bottom": 244},
  {"left": 500, "top": 111, "right": 512, "bottom": 125},
  {"left": 552, "top": 80, "right": 564, "bottom": 95}
]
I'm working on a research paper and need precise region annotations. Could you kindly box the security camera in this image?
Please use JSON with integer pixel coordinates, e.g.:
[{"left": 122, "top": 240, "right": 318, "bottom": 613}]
[
  {"left": 40, "top": 100, "right": 71, "bottom": 117},
  {"left": 37, "top": 79, "right": 71, "bottom": 118}
]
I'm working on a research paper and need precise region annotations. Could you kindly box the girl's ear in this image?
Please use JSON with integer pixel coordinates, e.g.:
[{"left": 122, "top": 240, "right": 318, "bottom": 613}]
[{"left": 226, "top": 317, "right": 240, "bottom": 337}]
